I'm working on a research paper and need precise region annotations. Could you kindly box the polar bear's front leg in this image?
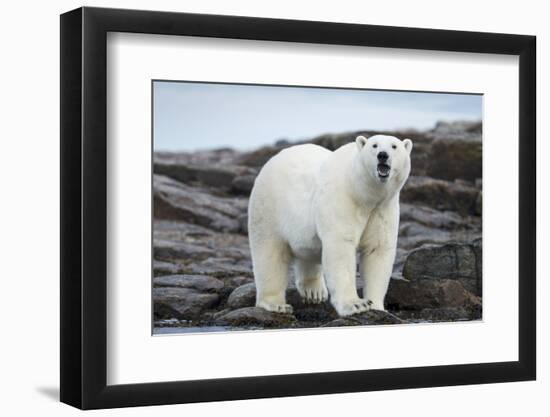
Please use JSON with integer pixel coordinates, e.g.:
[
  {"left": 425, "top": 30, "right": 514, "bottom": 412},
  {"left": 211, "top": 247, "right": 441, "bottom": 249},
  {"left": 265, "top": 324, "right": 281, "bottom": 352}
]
[
  {"left": 322, "top": 239, "right": 369, "bottom": 316},
  {"left": 360, "top": 246, "right": 396, "bottom": 311},
  {"left": 294, "top": 259, "right": 328, "bottom": 304}
]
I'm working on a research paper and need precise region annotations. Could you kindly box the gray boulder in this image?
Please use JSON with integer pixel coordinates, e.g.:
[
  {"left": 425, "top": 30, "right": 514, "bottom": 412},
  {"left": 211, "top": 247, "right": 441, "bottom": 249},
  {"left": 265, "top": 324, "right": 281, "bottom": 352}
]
[
  {"left": 214, "top": 307, "right": 296, "bottom": 327},
  {"left": 386, "top": 277, "right": 481, "bottom": 311},
  {"left": 226, "top": 282, "right": 256, "bottom": 309},
  {"left": 402, "top": 240, "right": 482, "bottom": 295},
  {"left": 153, "top": 287, "right": 219, "bottom": 319}
]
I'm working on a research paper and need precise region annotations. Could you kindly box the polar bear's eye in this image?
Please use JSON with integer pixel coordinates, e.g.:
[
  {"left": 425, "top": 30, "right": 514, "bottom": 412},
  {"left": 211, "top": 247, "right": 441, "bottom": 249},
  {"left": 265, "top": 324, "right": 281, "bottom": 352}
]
[
  {"left": 392, "top": 144, "right": 397, "bottom": 149},
  {"left": 373, "top": 144, "right": 378, "bottom": 148}
]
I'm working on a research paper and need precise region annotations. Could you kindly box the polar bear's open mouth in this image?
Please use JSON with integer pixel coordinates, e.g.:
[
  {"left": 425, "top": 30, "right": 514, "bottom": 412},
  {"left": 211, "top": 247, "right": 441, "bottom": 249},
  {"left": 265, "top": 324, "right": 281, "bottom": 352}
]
[{"left": 377, "top": 163, "right": 391, "bottom": 179}]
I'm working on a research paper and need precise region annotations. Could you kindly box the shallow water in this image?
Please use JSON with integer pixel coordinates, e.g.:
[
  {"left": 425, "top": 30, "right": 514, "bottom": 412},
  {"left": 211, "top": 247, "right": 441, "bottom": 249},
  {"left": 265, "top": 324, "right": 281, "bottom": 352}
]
[
  {"left": 154, "top": 326, "right": 233, "bottom": 334},
  {"left": 152, "top": 319, "right": 478, "bottom": 335}
]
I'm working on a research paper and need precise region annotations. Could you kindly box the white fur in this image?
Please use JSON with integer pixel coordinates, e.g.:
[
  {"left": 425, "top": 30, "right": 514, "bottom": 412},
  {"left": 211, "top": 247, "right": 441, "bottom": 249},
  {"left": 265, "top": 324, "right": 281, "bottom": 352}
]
[{"left": 248, "top": 135, "right": 412, "bottom": 317}]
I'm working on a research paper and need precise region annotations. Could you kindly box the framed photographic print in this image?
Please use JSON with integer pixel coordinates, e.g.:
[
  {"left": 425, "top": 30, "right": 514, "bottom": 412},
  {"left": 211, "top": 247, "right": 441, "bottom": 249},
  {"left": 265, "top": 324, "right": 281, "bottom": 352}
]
[{"left": 60, "top": 6, "right": 536, "bottom": 410}]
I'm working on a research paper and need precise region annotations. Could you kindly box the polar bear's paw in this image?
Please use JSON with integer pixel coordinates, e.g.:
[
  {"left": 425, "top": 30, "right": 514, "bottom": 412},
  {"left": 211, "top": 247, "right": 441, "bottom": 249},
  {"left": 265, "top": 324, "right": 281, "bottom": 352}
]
[
  {"left": 365, "top": 299, "right": 386, "bottom": 312},
  {"left": 297, "top": 281, "right": 329, "bottom": 304},
  {"left": 256, "top": 301, "right": 294, "bottom": 314},
  {"left": 332, "top": 298, "right": 370, "bottom": 317}
]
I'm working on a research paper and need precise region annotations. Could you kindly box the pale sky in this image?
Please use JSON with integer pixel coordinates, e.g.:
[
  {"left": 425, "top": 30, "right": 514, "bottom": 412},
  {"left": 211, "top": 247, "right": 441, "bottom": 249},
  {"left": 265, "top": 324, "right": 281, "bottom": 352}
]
[{"left": 153, "top": 81, "right": 482, "bottom": 151}]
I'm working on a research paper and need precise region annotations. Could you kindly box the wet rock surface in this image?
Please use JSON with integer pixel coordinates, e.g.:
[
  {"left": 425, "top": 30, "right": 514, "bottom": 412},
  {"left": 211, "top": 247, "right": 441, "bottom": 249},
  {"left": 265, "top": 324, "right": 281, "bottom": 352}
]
[{"left": 152, "top": 121, "right": 482, "bottom": 332}]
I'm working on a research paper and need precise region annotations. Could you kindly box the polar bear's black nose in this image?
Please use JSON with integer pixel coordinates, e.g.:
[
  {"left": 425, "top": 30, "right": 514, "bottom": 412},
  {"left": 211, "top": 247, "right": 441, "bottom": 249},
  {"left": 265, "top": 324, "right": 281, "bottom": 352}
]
[{"left": 377, "top": 151, "right": 389, "bottom": 162}]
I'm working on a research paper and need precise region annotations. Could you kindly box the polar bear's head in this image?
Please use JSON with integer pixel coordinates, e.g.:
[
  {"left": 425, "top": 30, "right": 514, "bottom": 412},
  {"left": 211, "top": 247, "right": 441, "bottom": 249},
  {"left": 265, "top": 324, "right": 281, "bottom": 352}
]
[{"left": 355, "top": 134, "right": 413, "bottom": 184}]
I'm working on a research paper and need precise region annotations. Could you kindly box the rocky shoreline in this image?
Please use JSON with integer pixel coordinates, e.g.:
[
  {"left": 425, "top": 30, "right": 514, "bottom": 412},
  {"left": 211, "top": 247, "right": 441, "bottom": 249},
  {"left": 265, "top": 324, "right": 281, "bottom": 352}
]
[{"left": 153, "top": 121, "right": 483, "bottom": 332}]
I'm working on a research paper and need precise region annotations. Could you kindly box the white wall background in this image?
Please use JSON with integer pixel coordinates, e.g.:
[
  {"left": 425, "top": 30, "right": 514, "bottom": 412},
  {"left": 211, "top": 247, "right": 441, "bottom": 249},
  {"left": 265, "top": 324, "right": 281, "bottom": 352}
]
[{"left": 0, "top": 0, "right": 545, "bottom": 415}]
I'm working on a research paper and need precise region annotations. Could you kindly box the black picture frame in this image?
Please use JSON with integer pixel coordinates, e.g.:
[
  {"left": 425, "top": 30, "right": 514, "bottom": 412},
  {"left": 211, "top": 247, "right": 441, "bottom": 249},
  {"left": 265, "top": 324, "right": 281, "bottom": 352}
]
[{"left": 60, "top": 6, "right": 536, "bottom": 410}]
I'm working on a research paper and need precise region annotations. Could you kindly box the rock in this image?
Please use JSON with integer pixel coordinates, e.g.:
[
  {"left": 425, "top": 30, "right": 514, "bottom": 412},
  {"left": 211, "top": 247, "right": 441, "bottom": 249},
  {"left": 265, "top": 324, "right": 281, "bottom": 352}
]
[
  {"left": 428, "top": 120, "right": 482, "bottom": 141},
  {"left": 153, "top": 239, "right": 216, "bottom": 261},
  {"left": 393, "top": 249, "right": 409, "bottom": 273},
  {"left": 154, "top": 148, "right": 241, "bottom": 168},
  {"left": 181, "top": 260, "right": 253, "bottom": 278},
  {"left": 155, "top": 318, "right": 183, "bottom": 327},
  {"left": 426, "top": 138, "right": 482, "bottom": 182},
  {"left": 211, "top": 308, "right": 232, "bottom": 320},
  {"left": 154, "top": 154, "right": 255, "bottom": 189},
  {"left": 229, "top": 276, "right": 253, "bottom": 287},
  {"left": 322, "top": 310, "right": 406, "bottom": 326},
  {"left": 226, "top": 283, "right": 256, "bottom": 309},
  {"left": 214, "top": 307, "right": 296, "bottom": 327},
  {"left": 400, "top": 221, "right": 446, "bottom": 238},
  {"left": 475, "top": 178, "right": 482, "bottom": 189},
  {"left": 153, "top": 287, "right": 220, "bottom": 319},
  {"left": 153, "top": 174, "right": 247, "bottom": 232},
  {"left": 400, "top": 203, "right": 465, "bottom": 229},
  {"left": 310, "top": 132, "right": 355, "bottom": 151},
  {"left": 237, "top": 146, "right": 283, "bottom": 167},
  {"left": 275, "top": 139, "right": 291, "bottom": 146},
  {"left": 321, "top": 318, "right": 361, "bottom": 327},
  {"left": 153, "top": 260, "right": 181, "bottom": 276},
  {"left": 152, "top": 220, "right": 253, "bottom": 277},
  {"left": 472, "top": 238, "right": 482, "bottom": 296},
  {"left": 231, "top": 174, "right": 257, "bottom": 195},
  {"left": 398, "top": 222, "right": 453, "bottom": 250},
  {"left": 398, "top": 233, "right": 477, "bottom": 252},
  {"left": 407, "top": 242, "right": 477, "bottom": 279},
  {"left": 292, "top": 305, "right": 335, "bottom": 323},
  {"left": 153, "top": 274, "right": 224, "bottom": 292},
  {"left": 355, "top": 310, "right": 407, "bottom": 324},
  {"left": 238, "top": 214, "right": 248, "bottom": 234},
  {"left": 153, "top": 162, "right": 200, "bottom": 185},
  {"left": 402, "top": 241, "right": 482, "bottom": 295},
  {"left": 401, "top": 176, "right": 479, "bottom": 216},
  {"left": 475, "top": 191, "right": 482, "bottom": 215},
  {"left": 154, "top": 219, "right": 214, "bottom": 239},
  {"left": 386, "top": 278, "right": 481, "bottom": 311},
  {"left": 196, "top": 168, "right": 238, "bottom": 188},
  {"left": 397, "top": 307, "right": 482, "bottom": 322}
]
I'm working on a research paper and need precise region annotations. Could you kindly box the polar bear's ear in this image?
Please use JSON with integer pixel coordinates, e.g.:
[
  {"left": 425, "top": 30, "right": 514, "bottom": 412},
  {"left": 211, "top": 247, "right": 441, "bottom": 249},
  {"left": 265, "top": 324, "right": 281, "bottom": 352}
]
[
  {"left": 403, "top": 138, "right": 413, "bottom": 154},
  {"left": 356, "top": 135, "right": 368, "bottom": 151}
]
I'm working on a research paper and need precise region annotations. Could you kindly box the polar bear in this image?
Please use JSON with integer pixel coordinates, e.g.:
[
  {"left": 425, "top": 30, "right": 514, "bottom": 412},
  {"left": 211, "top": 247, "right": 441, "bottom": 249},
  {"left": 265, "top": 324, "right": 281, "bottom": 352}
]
[{"left": 248, "top": 135, "right": 412, "bottom": 317}]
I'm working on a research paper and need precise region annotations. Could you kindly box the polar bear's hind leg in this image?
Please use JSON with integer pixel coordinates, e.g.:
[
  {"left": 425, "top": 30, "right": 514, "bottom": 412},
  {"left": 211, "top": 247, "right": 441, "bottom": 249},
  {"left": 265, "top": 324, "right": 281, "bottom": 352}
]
[
  {"left": 294, "top": 259, "right": 328, "bottom": 304},
  {"left": 252, "top": 240, "right": 294, "bottom": 314}
]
